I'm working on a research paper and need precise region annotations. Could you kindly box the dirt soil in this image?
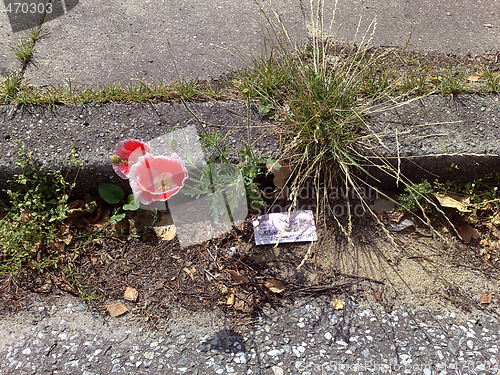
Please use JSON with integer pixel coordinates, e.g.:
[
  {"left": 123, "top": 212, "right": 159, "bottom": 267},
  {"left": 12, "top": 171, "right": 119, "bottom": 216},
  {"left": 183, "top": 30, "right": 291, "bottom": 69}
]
[{"left": 1, "top": 205, "right": 499, "bottom": 323}]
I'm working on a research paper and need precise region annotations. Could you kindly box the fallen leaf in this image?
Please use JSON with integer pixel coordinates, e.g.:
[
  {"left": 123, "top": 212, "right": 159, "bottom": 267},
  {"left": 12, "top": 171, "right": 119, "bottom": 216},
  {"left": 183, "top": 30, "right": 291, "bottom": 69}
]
[
  {"left": 105, "top": 302, "right": 128, "bottom": 317},
  {"left": 386, "top": 210, "right": 405, "bottom": 223},
  {"left": 232, "top": 294, "right": 253, "bottom": 312},
  {"left": 183, "top": 267, "right": 196, "bottom": 281},
  {"left": 226, "top": 269, "right": 250, "bottom": 284},
  {"left": 20, "top": 210, "right": 35, "bottom": 224},
  {"left": 266, "top": 161, "right": 291, "bottom": 198},
  {"left": 434, "top": 193, "right": 471, "bottom": 213},
  {"left": 332, "top": 298, "right": 344, "bottom": 310},
  {"left": 123, "top": 287, "right": 138, "bottom": 302},
  {"left": 374, "top": 292, "right": 382, "bottom": 302},
  {"left": 458, "top": 224, "right": 480, "bottom": 243},
  {"left": 60, "top": 233, "right": 73, "bottom": 246},
  {"left": 467, "top": 75, "right": 480, "bottom": 82},
  {"left": 153, "top": 214, "right": 176, "bottom": 241},
  {"left": 226, "top": 293, "right": 235, "bottom": 306},
  {"left": 479, "top": 293, "right": 492, "bottom": 305},
  {"left": 264, "top": 279, "right": 285, "bottom": 293},
  {"left": 49, "top": 241, "right": 65, "bottom": 252},
  {"left": 219, "top": 284, "right": 229, "bottom": 295}
]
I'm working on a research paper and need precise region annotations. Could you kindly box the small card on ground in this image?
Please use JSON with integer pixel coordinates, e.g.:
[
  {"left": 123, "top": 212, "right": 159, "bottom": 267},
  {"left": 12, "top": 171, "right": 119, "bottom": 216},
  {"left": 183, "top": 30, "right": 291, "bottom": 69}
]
[{"left": 252, "top": 210, "right": 318, "bottom": 246}]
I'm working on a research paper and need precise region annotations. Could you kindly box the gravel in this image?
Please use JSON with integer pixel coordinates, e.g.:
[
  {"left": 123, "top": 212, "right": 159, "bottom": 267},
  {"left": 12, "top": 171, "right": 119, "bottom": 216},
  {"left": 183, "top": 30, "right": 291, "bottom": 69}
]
[{"left": 0, "top": 294, "right": 499, "bottom": 374}]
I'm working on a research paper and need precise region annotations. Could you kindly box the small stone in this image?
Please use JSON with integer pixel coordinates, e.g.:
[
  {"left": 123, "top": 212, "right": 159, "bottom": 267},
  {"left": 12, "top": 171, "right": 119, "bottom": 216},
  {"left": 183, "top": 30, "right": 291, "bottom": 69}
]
[
  {"left": 324, "top": 332, "right": 332, "bottom": 341},
  {"left": 144, "top": 352, "right": 154, "bottom": 360},
  {"left": 22, "top": 348, "right": 31, "bottom": 355},
  {"left": 271, "top": 366, "right": 284, "bottom": 375},
  {"left": 111, "top": 364, "right": 121, "bottom": 372},
  {"left": 362, "top": 348, "right": 371, "bottom": 358},
  {"left": 267, "top": 349, "right": 280, "bottom": 357},
  {"left": 467, "top": 340, "right": 474, "bottom": 350}
]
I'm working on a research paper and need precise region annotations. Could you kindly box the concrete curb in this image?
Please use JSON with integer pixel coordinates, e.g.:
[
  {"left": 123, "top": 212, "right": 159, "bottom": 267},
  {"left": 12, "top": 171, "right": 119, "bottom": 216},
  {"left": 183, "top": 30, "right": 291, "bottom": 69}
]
[{"left": 0, "top": 94, "right": 498, "bottom": 198}]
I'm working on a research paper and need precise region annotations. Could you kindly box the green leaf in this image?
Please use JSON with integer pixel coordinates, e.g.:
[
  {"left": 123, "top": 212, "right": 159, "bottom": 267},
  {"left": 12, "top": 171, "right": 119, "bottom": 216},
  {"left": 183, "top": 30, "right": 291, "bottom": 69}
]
[
  {"left": 123, "top": 194, "right": 140, "bottom": 211},
  {"left": 98, "top": 183, "right": 125, "bottom": 204},
  {"left": 110, "top": 212, "right": 126, "bottom": 224}
]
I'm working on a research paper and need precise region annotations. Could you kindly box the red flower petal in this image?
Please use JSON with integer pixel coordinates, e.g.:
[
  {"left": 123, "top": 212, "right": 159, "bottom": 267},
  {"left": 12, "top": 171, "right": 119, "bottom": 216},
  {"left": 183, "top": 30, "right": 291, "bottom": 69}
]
[
  {"left": 129, "top": 154, "right": 188, "bottom": 205},
  {"left": 112, "top": 139, "right": 151, "bottom": 179}
]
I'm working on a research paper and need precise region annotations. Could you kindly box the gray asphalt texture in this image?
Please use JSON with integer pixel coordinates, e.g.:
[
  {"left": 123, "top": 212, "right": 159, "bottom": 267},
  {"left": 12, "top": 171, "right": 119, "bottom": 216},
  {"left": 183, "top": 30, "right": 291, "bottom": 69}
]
[
  {"left": 1, "top": 94, "right": 499, "bottom": 195},
  {"left": 1, "top": 294, "right": 499, "bottom": 375},
  {"left": 0, "top": 0, "right": 499, "bottom": 86}
]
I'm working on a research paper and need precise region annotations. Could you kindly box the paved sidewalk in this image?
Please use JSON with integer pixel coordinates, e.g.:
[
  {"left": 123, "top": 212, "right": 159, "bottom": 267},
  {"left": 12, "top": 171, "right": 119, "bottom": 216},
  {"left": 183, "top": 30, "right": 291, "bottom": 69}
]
[
  {"left": 1, "top": 0, "right": 499, "bottom": 86},
  {"left": 1, "top": 294, "right": 499, "bottom": 375}
]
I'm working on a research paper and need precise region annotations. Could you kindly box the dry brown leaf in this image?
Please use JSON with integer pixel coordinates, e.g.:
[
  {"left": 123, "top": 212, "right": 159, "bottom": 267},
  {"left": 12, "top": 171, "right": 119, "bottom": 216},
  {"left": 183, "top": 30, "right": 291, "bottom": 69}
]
[
  {"left": 219, "top": 284, "right": 229, "bottom": 295},
  {"left": 434, "top": 193, "right": 471, "bottom": 213},
  {"left": 226, "top": 293, "right": 235, "bottom": 306},
  {"left": 226, "top": 269, "right": 250, "bottom": 284},
  {"left": 458, "top": 224, "right": 480, "bottom": 243},
  {"left": 105, "top": 302, "right": 128, "bottom": 317},
  {"left": 153, "top": 214, "right": 176, "bottom": 241},
  {"left": 467, "top": 75, "right": 480, "bottom": 82},
  {"left": 491, "top": 212, "right": 500, "bottom": 226},
  {"left": 123, "top": 287, "right": 138, "bottom": 302},
  {"left": 374, "top": 292, "right": 382, "bottom": 302},
  {"left": 266, "top": 161, "right": 291, "bottom": 198},
  {"left": 233, "top": 295, "right": 253, "bottom": 312},
  {"left": 20, "top": 210, "right": 35, "bottom": 224},
  {"left": 479, "top": 293, "right": 492, "bottom": 304},
  {"left": 332, "top": 298, "right": 344, "bottom": 310},
  {"left": 60, "top": 233, "right": 73, "bottom": 246},
  {"left": 183, "top": 267, "right": 196, "bottom": 281},
  {"left": 264, "top": 279, "right": 285, "bottom": 293},
  {"left": 50, "top": 241, "right": 65, "bottom": 252}
]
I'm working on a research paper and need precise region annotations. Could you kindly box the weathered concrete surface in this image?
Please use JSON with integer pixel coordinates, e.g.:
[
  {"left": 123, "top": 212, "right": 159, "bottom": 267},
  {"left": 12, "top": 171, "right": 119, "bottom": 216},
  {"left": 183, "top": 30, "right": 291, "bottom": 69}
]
[
  {"left": 0, "top": 101, "right": 280, "bottom": 196},
  {"left": 0, "top": 10, "right": 17, "bottom": 76},
  {"left": 22, "top": 0, "right": 306, "bottom": 87},
  {"left": 16, "top": 0, "right": 500, "bottom": 87},
  {"left": 367, "top": 94, "right": 500, "bottom": 186},
  {"left": 0, "top": 94, "right": 498, "bottom": 196}
]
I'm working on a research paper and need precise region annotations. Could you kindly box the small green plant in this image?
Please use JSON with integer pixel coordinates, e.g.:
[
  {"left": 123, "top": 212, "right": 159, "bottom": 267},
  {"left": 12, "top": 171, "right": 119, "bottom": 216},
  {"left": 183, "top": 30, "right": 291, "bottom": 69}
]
[
  {"left": 433, "top": 172, "right": 500, "bottom": 220},
  {"left": 397, "top": 180, "right": 433, "bottom": 212},
  {"left": 0, "top": 72, "right": 23, "bottom": 101},
  {"left": 98, "top": 183, "right": 140, "bottom": 224},
  {"left": 483, "top": 68, "right": 500, "bottom": 93},
  {"left": 0, "top": 148, "right": 77, "bottom": 274}
]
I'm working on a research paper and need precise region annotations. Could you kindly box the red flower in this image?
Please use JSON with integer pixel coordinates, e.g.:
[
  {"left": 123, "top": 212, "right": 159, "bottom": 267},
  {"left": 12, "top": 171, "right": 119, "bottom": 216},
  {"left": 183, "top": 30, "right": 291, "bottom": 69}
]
[
  {"left": 128, "top": 153, "right": 188, "bottom": 205},
  {"left": 111, "top": 139, "right": 151, "bottom": 179}
]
